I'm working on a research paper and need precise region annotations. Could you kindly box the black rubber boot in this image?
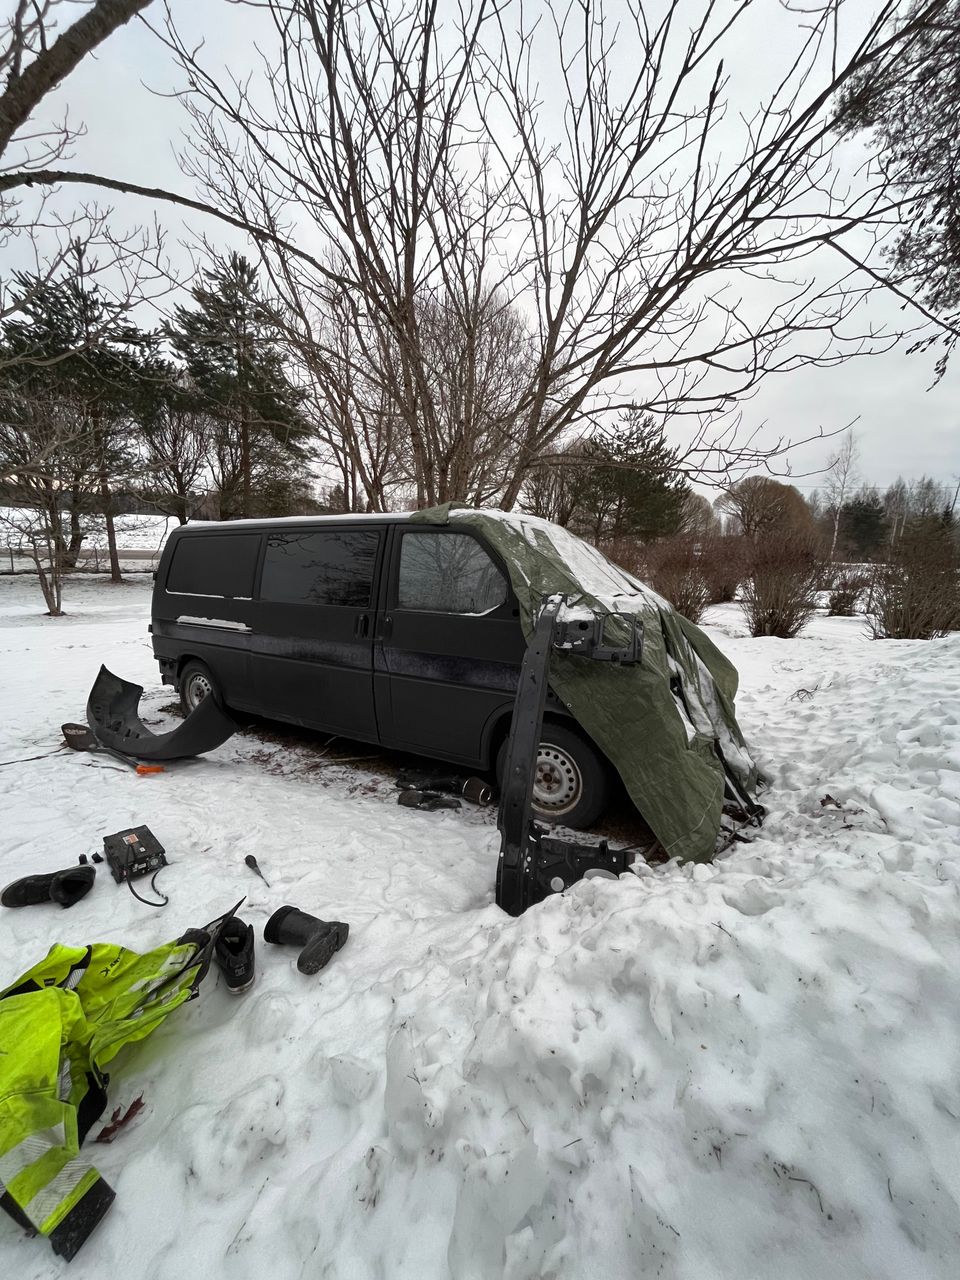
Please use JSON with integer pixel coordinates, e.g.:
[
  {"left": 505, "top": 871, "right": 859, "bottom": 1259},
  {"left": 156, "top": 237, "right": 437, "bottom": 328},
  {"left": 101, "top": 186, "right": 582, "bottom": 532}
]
[
  {"left": 1, "top": 865, "right": 95, "bottom": 909},
  {"left": 264, "top": 905, "right": 349, "bottom": 975}
]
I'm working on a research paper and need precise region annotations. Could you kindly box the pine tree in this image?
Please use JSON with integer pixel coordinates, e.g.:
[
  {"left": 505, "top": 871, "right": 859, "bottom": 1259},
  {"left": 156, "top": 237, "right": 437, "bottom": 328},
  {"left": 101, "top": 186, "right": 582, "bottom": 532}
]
[
  {"left": 839, "top": 490, "right": 889, "bottom": 561},
  {"left": 166, "top": 255, "right": 310, "bottom": 518},
  {"left": 0, "top": 256, "right": 147, "bottom": 587},
  {"left": 838, "top": 2, "right": 960, "bottom": 371},
  {"left": 575, "top": 411, "right": 690, "bottom": 545}
]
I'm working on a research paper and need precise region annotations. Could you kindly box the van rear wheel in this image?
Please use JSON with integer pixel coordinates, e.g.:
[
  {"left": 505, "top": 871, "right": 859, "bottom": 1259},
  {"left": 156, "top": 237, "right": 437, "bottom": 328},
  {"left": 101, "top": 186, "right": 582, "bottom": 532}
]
[
  {"left": 496, "top": 723, "right": 610, "bottom": 830},
  {"left": 179, "top": 660, "right": 220, "bottom": 716}
]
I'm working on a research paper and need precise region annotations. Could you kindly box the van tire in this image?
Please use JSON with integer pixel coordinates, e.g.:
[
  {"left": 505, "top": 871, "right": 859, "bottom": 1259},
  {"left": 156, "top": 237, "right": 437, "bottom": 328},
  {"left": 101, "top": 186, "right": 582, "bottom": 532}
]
[
  {"left": 496, "top": 723, "right": 611, "bottom": 830},
  {"left": 179, "top": 660, "right": 220, "bottom": 716}
]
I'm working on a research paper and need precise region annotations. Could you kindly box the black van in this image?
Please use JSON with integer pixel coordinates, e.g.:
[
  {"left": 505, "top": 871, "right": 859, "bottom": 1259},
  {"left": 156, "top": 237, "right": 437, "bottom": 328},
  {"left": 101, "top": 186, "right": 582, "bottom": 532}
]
[{"left": 150, "top": 514, "right": 612, "bottom": 827}]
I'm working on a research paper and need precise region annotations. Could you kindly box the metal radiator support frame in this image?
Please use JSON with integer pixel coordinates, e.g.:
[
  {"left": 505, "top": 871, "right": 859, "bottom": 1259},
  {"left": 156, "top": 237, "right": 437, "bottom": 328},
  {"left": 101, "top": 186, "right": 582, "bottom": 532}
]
[{"left": 495, "top": 597, "right": 643, "bottom": 916}]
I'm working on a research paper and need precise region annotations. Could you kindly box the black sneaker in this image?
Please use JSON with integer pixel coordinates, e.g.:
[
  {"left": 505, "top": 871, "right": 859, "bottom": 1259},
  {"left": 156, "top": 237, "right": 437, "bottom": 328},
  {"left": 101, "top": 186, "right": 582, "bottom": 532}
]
[{"left": 214, "top": 917, "right": 255, "bottom": 994}]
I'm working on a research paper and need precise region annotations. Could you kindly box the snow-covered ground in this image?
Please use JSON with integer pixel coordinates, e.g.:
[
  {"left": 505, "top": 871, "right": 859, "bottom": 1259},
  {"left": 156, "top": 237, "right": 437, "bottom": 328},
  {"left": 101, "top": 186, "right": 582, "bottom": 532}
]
[
  {"left": 0, "top": 510, "right": 174, "bottom": 572},
  {"left": 1, "top": 576, "right": 959, "bottom": 1279}
]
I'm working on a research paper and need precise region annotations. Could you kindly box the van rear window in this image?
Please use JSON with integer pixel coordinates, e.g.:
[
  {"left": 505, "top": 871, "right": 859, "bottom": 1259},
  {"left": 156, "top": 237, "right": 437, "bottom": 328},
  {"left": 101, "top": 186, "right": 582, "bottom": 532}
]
[
  {"left": 166, "top": 534, "right": 261, "bottom": 598},
  {"left": 261, "top": 530, "right": 380, "bottom": 607}
]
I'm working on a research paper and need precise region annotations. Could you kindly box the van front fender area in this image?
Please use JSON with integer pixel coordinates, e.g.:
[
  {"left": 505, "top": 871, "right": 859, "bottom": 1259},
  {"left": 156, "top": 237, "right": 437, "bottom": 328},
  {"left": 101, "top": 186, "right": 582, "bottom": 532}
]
[
  {"left": 86, "top": 666, "right": 237, "bottom": 761},
  {"left": 481, "top": 698, "right": 576, "bottom": 770}
]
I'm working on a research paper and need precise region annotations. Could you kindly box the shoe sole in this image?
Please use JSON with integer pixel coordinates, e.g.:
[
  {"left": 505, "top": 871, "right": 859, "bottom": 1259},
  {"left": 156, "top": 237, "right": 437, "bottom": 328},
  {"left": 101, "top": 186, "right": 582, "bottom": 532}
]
[
  {"left": 223, "top": 974, "right": 255, "bottom": 995},
  {"left": 297, "top": 927, "right": 347, "bottom": 976}
]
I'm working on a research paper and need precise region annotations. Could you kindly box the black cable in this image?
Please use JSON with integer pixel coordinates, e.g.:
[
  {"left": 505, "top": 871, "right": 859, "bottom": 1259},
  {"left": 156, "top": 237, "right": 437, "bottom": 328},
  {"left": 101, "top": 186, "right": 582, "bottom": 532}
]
[
  {"left": 0, "top": 747, "right": 68, "bottom": 768},
  {"left": 126, "top": 869, "right": 168, "bottom": 909}
]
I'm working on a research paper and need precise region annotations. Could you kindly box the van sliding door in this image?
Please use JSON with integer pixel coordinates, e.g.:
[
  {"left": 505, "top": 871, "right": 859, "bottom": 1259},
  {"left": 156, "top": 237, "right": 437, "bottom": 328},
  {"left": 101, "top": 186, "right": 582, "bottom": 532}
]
[{"left": 247, "top": 527, "right": 382, "bottom": 739}]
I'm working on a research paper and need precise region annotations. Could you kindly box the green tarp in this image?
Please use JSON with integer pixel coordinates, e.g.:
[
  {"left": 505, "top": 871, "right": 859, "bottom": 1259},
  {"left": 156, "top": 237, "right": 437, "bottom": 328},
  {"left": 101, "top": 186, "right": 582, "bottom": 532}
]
[{"left": 412, "top": 505, "right": 760, "bottom": 862}]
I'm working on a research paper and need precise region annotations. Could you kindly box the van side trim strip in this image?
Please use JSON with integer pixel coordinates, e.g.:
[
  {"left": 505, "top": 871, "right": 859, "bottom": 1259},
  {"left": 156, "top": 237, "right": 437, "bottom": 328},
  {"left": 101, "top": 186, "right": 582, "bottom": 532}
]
[{"left": 175, "top": 616, "right": 253, "bottom": 633}]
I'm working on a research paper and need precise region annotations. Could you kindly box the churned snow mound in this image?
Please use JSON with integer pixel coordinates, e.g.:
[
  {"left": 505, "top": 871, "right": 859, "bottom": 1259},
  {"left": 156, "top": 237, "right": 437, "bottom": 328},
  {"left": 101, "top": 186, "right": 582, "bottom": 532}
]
[{"left": 0, "top": 579, "right": 958, "bottom": 1279}]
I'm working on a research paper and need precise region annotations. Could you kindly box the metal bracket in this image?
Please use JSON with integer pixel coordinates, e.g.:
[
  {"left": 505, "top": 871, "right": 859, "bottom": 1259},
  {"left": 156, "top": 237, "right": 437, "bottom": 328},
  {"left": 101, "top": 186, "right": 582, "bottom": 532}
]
[
  {"left": 551, "top": 612, "right": 642, "bottom": 664},
  {"left": 495, "top": 598, "right": 642, "bottom": 916}
]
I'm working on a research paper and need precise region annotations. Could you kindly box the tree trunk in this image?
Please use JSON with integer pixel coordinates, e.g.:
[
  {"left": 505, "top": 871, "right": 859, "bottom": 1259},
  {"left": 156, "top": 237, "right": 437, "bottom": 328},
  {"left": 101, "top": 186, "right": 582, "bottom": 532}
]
[
  {"left": 32, "top": 513, "right": 64, "bottom": 616},
  {"left": 65, "top": 485, "right": 85, "bottom": 569},
  {"left": 99, "top": 466, "right": 122, "bottom": 581},
  {"left": 95, "top": 414, "right": 122, "bottom": 583},
  {"left": 35, "top": 553, "right": 63, "bottom": 615},
  {"left": 241, "top": 413, "right": 251, "bottom": 518}
]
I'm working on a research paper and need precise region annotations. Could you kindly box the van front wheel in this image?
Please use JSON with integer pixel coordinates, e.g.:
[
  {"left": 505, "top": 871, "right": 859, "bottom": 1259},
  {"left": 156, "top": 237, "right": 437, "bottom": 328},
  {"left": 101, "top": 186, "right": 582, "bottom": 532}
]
[
  {"left": 496, "top": 724, "right": 610, "bottom": 830},
  {"left": 179, "top": 660, "right": 220, "bottom": 716}
]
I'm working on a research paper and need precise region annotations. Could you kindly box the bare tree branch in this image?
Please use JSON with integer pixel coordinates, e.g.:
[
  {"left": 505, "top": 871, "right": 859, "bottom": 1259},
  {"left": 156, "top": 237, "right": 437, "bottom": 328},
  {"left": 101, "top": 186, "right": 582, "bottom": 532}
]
[{"left": 1, "top": 0, "right": 153, "bottom": 163}]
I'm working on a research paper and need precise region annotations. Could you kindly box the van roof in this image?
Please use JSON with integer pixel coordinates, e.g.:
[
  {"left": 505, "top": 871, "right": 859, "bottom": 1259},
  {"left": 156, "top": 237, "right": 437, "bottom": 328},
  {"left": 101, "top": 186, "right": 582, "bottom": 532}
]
[{"left": 172, "top": 512, "right": 415, "bottom": 534}]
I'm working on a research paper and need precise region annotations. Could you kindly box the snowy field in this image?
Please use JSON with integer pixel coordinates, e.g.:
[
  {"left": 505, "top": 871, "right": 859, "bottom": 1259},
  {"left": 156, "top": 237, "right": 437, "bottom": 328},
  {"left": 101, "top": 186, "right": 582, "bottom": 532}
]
[
  {"left": 0, "top": 511, "right": 174, "bottom": 572},
  {"left": 1, "top": 575, "right": 959, "bottom": 1279}
]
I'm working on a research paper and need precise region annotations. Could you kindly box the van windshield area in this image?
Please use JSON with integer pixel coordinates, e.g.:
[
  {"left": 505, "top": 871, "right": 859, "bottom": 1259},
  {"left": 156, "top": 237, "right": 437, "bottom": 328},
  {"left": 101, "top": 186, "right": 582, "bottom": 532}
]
[{"left": 448, "top": 508, "right": 666, "bottom": 609}]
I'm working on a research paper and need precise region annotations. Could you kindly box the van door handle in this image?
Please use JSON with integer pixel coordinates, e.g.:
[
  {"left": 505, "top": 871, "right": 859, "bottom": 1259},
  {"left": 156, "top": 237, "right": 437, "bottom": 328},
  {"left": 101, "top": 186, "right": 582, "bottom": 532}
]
[
  {"left": 380, "top": 614, "right": 393, "bottom": 640},
  {"left": 355, "top": 613, "right": 370, "bottom": 639}
]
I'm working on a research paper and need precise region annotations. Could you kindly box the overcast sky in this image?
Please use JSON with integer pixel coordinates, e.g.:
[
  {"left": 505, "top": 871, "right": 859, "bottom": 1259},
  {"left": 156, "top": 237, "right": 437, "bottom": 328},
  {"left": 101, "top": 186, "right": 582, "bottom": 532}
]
[{"left": 10, "top": 0, "right": 959, "bottom": 500}]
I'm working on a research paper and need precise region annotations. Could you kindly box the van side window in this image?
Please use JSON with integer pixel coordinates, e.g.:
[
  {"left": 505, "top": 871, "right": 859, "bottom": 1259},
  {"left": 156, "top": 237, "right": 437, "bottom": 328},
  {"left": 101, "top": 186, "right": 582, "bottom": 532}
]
[
  {"left": 398, "top": 532, "right": 507, "bottom": 614},
  {"left": 167, "top": 534, "right": 261, "bottom": 598},
  {"left": 261, "top": 530, "right": 380, "bottom": 607}
]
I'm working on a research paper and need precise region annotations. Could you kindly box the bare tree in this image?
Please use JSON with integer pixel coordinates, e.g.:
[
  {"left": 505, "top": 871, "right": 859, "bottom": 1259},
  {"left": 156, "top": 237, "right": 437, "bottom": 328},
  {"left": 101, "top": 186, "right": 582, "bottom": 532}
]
[
  {"left": 292, "top": 291, "right": 402, "bottom": 512},
  {"left": 520, "top": 440, "right": 592, "bottom": 528},
  {"left": 1, "top": 0, "right": 153, "bottom": 166},
  {"left": 136, "top": 370, "right": 211, "bottom": 524},
  {"left": 823, "top": 431, "right": 859, "bottom": 559},
  {"left": 0, "top": 2, "right": 951, "bottom": 508},
  {"left": 0, "top": 386, "right": 94, "bottom": 614},
  {"left": 1, "top": 0, "right": 159, "bottom": 346},
  {"left": 251, "top": 190, "right": 536, "bottom": 509},
  {"left": 717, "top": 476, "right": 813, "bottom": 538},
  {"left": 139, "top": 0, "right": 949, "bottom": 508},
  {"left": 678, "top": 492, "right": 721, "bottom": 540}
]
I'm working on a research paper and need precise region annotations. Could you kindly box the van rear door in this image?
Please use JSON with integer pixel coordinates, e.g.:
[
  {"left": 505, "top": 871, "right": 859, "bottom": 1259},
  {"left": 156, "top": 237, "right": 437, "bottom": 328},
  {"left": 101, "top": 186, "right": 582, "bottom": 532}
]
[
  {"left": 152, "top": 530, "right": 261, "bottom": 706},
  {"left": 246, "top": 525, "right": 383, "bottom": 739}
]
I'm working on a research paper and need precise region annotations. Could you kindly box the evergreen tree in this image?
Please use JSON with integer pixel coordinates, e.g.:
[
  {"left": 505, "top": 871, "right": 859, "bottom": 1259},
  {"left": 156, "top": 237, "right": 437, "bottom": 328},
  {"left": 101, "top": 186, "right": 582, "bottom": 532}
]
[
  {"left": 0, "top": 256, "right": 147, "bottom": 584},
  {"left": 838, "top": 3, "right": 960, "bottom": 370},
  {"left": 574, "top": 412, "right": 690, "bottom": 545},
  {"left": 166, "top": 254, "right": 311, "bottom": 518},
  {"left": 839, "top": 490, "right": 888, "bottom": 560},
  {"left": 839, "top": 2, "right": 960, "bottom": 314}
]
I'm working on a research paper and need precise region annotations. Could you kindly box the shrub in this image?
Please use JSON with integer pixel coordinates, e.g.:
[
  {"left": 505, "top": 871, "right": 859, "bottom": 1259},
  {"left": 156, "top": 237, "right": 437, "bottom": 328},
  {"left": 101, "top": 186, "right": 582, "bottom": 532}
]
[
  {"left": 867, "top": 520, "right": 960, "bottom": 639},
  {"left": 700, "top": 535, "right": 748, "bottom": 603},
  {"left": 604, "top": 536, "right": 646, "bottom": 581},
  {"left": 741, "top": 533, "right": 825, "bottom": 637},
  {"left": 644, "top": 536, "right": 710, "bottom": 622},
  {"left": 827, "top": 569, "right": 869, "bottom": 616}
]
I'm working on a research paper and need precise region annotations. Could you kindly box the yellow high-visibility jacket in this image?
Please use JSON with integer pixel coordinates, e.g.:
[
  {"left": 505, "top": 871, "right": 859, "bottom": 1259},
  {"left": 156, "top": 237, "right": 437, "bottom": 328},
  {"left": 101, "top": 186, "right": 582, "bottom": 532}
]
[{"left": 0, "top": 927, "right": 216, "bottom": 1260}]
